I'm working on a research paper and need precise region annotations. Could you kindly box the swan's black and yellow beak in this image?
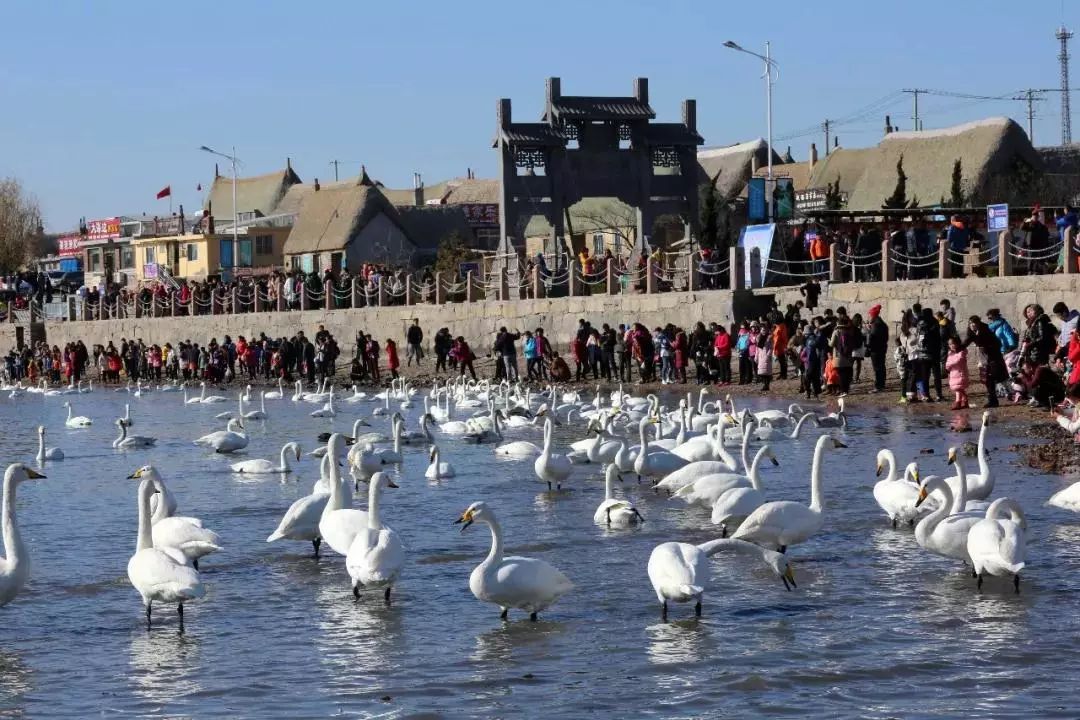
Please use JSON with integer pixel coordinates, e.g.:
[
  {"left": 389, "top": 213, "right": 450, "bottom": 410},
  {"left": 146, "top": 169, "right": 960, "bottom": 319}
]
[
  {"left": 127, "top": 468, "right": 143, "bottom": 479},
  {"left": 454, "top": 509, "right": 474, "bottom": 532},
  {"left": 912, "top": 469, "right": 920, "bottom": 483},
  {"left": 875, "top": 463, "right": 883, "bottom": 477},
  {"left": 387, "top": 479, "right": 399, "bottom": 489},
  {"left": 833, "top": 439, "right": 848, "bottom": 449},
  {"left": 915, "top": 485, "right": 929, "bottom": 508},
  {"left": 947, "top": 448, "right": 957, "bottom": 465},
  {"left": 769, "top": 456, "right": 780, "bottom": 466},
  {"left": 782, "top": 564, "right": 796, "bottom": 591},
  {"left": 26, "top": 468, "right": 45, "bottom": 480}
]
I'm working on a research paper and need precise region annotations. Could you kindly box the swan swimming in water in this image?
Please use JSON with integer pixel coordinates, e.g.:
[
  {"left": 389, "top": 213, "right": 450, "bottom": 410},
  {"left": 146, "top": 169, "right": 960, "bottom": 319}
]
[
  {"left": 231, "top": 442, "right": 301, "bottom": 474},
  {"left": 193, "top": 418, "right": 248, "bottom": 453},
  {"left": 593, "top": 464, "right": 644, "bottom": 527},
  {"left": 36, "top": 426, "right": 64, "bottom": 462},
  {"left": 63, "top": 402, "right": 92, "bottom": 427},
  {"left": 0, "top": 464, "right": 46, "bottom": 607},
  {"left": 455, "top": 501, "right": 573, "bottom": 621},
  {"left": 113, "top": 419, "right": 157, "bottom": 449}
]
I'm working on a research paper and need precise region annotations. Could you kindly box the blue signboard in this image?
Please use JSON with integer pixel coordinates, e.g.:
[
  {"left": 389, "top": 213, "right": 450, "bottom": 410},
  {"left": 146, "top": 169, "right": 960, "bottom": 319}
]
[
  {"left": 739, "top": 223, "right": 776, "bottom": 288},
  {"left": 987, "top": 203, "right": 1009, "bottom": 232},
  {"left": 747, "top": 177, "right": 767, "bottom": 223}
]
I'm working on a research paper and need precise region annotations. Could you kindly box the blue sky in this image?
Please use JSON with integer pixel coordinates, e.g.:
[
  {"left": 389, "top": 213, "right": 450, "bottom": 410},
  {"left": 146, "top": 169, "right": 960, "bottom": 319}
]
[{"left": 2, "top": 0, "right": 1076, "bottom": 230}]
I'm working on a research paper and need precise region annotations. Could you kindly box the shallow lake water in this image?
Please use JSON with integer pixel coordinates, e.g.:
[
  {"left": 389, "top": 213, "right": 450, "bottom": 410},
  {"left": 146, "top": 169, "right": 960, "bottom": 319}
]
[{"left": 1, "top": 388, "right": 1078, "bottom": 718}]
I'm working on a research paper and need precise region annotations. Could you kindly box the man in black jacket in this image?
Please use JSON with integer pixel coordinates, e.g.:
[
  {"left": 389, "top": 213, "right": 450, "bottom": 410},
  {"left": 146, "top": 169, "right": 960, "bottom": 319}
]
[
  {"left": 406, "top": 319, "right": 424, "bottom": 366},
  {"left": 495, "top": 327, "right": 521, "bottom": 382},
  {"left": 867, "top": 304, "right": 889, "bottom": 392}
]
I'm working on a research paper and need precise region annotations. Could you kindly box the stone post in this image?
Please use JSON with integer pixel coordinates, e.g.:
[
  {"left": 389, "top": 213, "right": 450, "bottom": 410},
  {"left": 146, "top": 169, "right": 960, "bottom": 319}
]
[
  {"left": 434, "top": 272, "right": 446, "bottom": 304},
  {"left": 352, "top": 277, "right": 362, "bottom": 308},
  {"left": 998, "top": 229, "right": 1014, "bottom": 277},
  {"left": 276, "top": 280, "right": 285, "bottom": 312},
  {"left": 188, "top": 292, "right": 195, "bottom": 317},
  {"left": 465, "top": 271, "right": 475, "bottom": 303},
  {"left": 938, "top": 242, "right": 950, "bottom": 280},
  {"left": 569, "top": 260, "right": 582, "bottom": 296},
  {"left": 646, "top": 258, "right": 657, "bottom": 294},
  {"left": 964, "top": 241, "right": 982, "bottom": 277},
  {"left": 828, "top": 243, "right": 842, "bottom": 283},
  {"left": 499, "top": 268, "right": 509, "bottom": 301},
  {"left": 210, "top": 290, "right": 219, "bottom": 316},
  {"left": 688, "top": 252, "right": 700, "bottom": 291},
  {"left": 299, "top": 284, "right": 309, "bottom": 311},
  {"left": 67, "top": 296, "right": 76, "bottom": 321},
  {"left": 377, "top": 276, "right": 387, "bottom": 306},
  {"left": 254, "top": 286, "right": 264, "bottom": 313},
  {"left": 405, "top": 278, "right": 414, "bottom": 306},
  {"left": 748, "top": 248, "right": 762, "bottom": 289},
  {"left": 325, "top": 281, "right": 334, "bottom": 311},
  {"left": 231, "top": 287, "right": 239, "bottom": 314},
  {"left": 1064, "top": 226, "right": 1077, "bottom": 275},
  {"left": 532, "top": 266, "right": 545, "bottom": 299},
  {"left": 171, "top": 292, "right": 179, "bottom": 318},
  {"left": 729, "top": 246, "right": 744, "bottom": 290},
  {"left": 881, "top": 235, "right": 895, "bottom": 282},
  {"left": 606, "top": 258, "right": 618, "bottom": 295}
]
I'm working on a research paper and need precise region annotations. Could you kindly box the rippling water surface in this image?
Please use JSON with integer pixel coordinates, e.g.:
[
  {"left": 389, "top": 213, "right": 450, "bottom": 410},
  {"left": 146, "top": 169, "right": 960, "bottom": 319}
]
[{"left": 2, "top": 389, "right": 1079, "bottom": 718}]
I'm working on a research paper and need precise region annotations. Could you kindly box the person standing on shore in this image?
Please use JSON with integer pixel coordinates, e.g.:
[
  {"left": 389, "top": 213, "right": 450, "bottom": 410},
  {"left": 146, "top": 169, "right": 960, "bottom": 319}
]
[
  {"left": 453, "top": 336, "right": 477, "bottom": 380},
  {"left": 434, "top": 328, "right": 452, "bottom": 373},
  {"left": 406, "top": 319, "right": 424, "bottom": 367},
  {"left": 495, "top": 326, "right": 521, "bottom": 382},
  {"left": 385, "top": 338, "right": 400, "bottom": 380},
  {"left": 771, "top": 319, "right": 789, "bottom": 380},
  {"left": 962, "top": 316, "right": 1005, "bottom": 408},
  {"left": 867, "top": 304, "right": 889, "bottom": 393},
  {"left": 945, "top": 336, "right": 969, "bottom": 409},
  {"left": 713, "top": 325, "right": 732, "bottom": 386}
]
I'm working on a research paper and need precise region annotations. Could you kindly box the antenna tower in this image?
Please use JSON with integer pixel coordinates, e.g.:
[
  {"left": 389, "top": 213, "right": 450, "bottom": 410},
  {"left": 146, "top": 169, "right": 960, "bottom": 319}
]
[{"left": 1058, "top": 25, "right": 1073, "bottom": 144}]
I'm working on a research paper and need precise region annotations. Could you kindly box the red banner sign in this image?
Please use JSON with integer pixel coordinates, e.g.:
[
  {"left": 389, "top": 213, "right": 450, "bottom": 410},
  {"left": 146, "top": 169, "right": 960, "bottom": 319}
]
[
  {"left": 57, "top": 234, "right": 82, "bottom": 257},
  {"left": 86, "top": 217, "right": 121, "bottom": 241},
  {"left": 462, "top": 204, "right": 499, "bottom": 226}
]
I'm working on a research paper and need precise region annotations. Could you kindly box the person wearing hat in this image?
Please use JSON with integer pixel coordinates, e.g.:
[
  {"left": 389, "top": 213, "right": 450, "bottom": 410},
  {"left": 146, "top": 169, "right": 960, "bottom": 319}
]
[{"left": 867, "top": 304, "right": 889, "bottom": 392}]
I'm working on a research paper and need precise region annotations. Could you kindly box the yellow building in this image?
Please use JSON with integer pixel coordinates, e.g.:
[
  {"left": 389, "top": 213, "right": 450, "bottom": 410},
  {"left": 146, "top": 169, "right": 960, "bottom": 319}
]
[{"left": 132, "top": 226, "right": 290, "bottom": 284}]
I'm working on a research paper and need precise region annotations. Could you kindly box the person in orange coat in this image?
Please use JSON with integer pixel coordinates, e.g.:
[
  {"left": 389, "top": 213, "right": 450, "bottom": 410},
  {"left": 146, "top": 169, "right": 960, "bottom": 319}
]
[
  {"left": 771, "top": 322, "right": 789, "bottom": 380},
  {"left": 385, "top": 338, "right": 400, "bottom": 379},
  {"left": 824, "top": 355, "right": 841, "bottom": 394}
]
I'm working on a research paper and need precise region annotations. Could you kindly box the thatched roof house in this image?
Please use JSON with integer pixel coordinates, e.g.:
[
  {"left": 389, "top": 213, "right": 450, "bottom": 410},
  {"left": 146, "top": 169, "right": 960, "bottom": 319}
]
[
  {"left": 283, "top": 176, "right": 416, "bottom": 270},
  {"left": 697, "top": 139, "right": 785, "bottom": 198},
  {"left": 204, "top": 162, "right": 301, "bottom": 220},
  {"left": 808, "top": 117, "right": 1042, "bottom": 209}
]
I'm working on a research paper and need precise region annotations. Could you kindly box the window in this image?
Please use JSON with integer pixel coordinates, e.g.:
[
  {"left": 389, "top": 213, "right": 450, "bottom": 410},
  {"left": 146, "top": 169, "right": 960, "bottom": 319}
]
[
  {"left": 289, "top": 255, "right": 301, "bottom": 270},
  {"left": 87, "top": 248, "right": 101, "bottom": 272},
  {"left": 592, "top": 233, "right": 604, "bottom": 256},
  {"left": 144, "top": 247, "right": 156, "bottom": 264},
  {"left": 237, "top": 239, "right": 253, "bottom": 267},
  {"left": 186, "top": 243, "right": 198, "bottom": 261},
  {"left": 120, "top": 245, "right": 135, "bottom": 270},
  {"left": 254, "top": 235, "right": 273, "bottom": 256}
]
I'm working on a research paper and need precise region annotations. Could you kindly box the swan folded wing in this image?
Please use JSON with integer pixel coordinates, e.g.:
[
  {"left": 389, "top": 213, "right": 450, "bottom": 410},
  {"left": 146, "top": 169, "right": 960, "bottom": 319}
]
[
  {"left": 232, "top": 459, "right": 272, "bottom": 473},
  {"left": 1048, "top": 483, "right": 1080, "bottom": 510},
  {"left": 319, "top": 509, "right": 369, "bottom": 555},
  {"left": 349, "top": 529, "right": 405, "bottom": 584},
  {"left": 267, "top": 493, "right": 329, "bottom": 541},
  {"left": 153, "top": 518, "right": 220, "bottom": 549},
  {"left": 494, "top": 557, "right": 573, "bottom": 609},
  {"left": 129, "top": 549, "right": 205, "bottom": 601},
  {"left": 733, "top": 501, "right": 814, "bottom": 546},
  {"left": 593, "top": 499, "right": 633, "bottom": 523},
  {"left": 648, "top": 544, "right": 705, "bottom": 600},
  {"left": 710, "top": 488, "right": 762, "bottom": 523}
]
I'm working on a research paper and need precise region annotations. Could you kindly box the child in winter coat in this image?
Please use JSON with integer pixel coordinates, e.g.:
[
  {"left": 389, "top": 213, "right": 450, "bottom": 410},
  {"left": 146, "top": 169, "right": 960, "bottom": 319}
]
[
  {"left": 824, "top": 355, "right": 840, "bottom": 394},
  {"left": 945, "top": 336, "right": 969, "bottom": 409},
  {"left": 756, "top": 331, "right": 773, "bottom": 391}
]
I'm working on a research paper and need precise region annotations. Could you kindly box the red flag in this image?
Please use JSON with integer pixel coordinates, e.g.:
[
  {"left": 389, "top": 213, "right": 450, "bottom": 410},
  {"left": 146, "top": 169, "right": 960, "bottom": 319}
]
[{"left": 156, "top": 185, "right": 171, "bottom": 199}]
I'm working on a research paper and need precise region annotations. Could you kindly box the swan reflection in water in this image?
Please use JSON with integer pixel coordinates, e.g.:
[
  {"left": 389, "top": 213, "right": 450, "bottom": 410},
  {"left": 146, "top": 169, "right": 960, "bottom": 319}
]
[
  {"left": 128, "top": 631, "right": 202, "bottom": 705},
  {"left": 646, "top": 619, "right": 716, "bottom": 668},
  {"left": 0, "top": 649, "right": 32, "bottom": 710},
  {"left": 312, "top": 581, "right": 407, "bottom": 694}
]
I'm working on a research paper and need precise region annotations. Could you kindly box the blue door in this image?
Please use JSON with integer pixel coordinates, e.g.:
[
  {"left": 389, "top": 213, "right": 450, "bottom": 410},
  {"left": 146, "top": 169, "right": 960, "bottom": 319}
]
[{"left": 219, "top": 238, "right": 234, "bottom": 271}]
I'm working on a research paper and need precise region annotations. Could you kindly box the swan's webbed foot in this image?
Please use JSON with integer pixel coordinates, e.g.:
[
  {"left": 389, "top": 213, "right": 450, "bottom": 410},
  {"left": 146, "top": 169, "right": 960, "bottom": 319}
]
[
  {"left": 353, "top": 585, "right": 361, "bottom": 600},
  {"left": 313, "top": 537, "right": 321, "bottom": 559},
  {"left": 145, "top": 602, "right": 152, "bottom": 629},
  {"left": 977, "top": 572, "right": 984, "bottom": 590},
  {"left": 633, "top": 509, "right": 645, "bottom": 523},
  {"left": 1014, "top": 574, "right": 1021, "bottom": 594},
  {"left": 891, "top": 517, "right": 898, "bottom": 529},
  {"left": 547, "top": 481, "right": 552, "bottom": 491},
  {"left": 529, "top": 612, "right": 538, "bottom": 622},
  {"left": 694, "top": 600, "right": 702, "bottom": 617},
  {"left": 661, "top": 601, "right": 668, "bottom": 621},
  {"left": 500, "top": 607, "right": 509, "bottom": 620},
  {"left": 384, "top": 587, "right": 392, "bottom": 605},
  {"left": 177, "top": 603, "right": 184, "bottom": 633}
]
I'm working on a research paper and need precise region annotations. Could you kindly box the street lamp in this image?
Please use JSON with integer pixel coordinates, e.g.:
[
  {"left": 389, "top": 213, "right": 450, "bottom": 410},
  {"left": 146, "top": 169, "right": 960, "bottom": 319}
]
[
  {"left": 724, "top": 40, "right": 778, "bottom": 220},
  {"left": 199, "top": 145, "right": 240, "bottom": 275}
]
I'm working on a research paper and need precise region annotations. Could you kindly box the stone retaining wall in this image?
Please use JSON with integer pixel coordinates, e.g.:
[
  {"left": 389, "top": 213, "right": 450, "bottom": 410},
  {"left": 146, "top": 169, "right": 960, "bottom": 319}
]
[{"left": 39, "top": 275, "right": 1080, "bottom": 353}]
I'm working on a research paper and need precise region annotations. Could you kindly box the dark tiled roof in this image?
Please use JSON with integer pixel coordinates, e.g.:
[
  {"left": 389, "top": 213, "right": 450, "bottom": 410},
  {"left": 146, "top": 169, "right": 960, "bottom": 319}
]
[
  {"left": 644, "top": 123, "right": 704, "bottom": 146},
  {"left": 550, "top": 96, "right": 656, "bottom": 120},
  {"left": 496, "top": 123, "right": 567, "bottom": 147}
]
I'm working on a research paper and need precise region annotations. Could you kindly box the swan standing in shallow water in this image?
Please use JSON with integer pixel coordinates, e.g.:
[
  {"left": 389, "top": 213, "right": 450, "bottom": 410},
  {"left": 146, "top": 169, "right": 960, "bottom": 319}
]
[
  {"left": 456, "top": 501, "right": 573, "bottom": 621},
  {"left": 594, "top": 464, "right": 644, "bottom": 527},
  {"left": 113, "top": 419, "right": 157, "bottom": 449},
  {"left": 318, "top": 434, "right": 369, "bottom": 555},
  {"left": 912, "top": 451, "right": 984, "bottom": 566},
  {"left": 231, "top": 442, "right": 301, "bottom": 474},
  {"left": 130, "top": 466, "right": 222, "bottom": 570},
  {"left": 36, "top": 426, "right": 64, "bottom": 462},
  {"left": 967, "top": 497, "right": 1027, "bottom": 592},
  {"left": 732, "top": 435, "right": 846, "bottom": 552},
  {"left": 534, "top": 418, "right": 571, "bottom": 490},
  {"left": 268, "top": 456, "right": 333, "bottom": 557},
  {"left": 872, "top": 450, "right": 922, "bottom": 527},
  {"left": 63, "top": 401, "right": 92, "bottom": 427},
  {"left": 647, "top": 537, "right": 795, "bottom": 620},
  {"left": 0, "top": 464, "right": 45, "bottom": 607},
  {"left": 127, "top": 474, "right": 205, "bottom": 629},
  {"left": 346, "top": 472, "right": 404, "bottom": 603}
]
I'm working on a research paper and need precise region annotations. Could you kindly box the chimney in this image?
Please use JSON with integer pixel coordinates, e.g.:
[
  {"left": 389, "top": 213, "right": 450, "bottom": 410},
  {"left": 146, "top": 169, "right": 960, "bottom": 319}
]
[
  {"left": 286, "top": 157, "right": 292, "bottom": 171},
  {"left": 809, "top": 142, "right": 818, "bottom": 170},
  {"left": 634, "top": 77, "right": 649, "bottom": 105},
  {"left": 682, "top": 99, "right": 697, "bottom": 132},
  {"left": 834, "top": 136, "right": 839, "bottom": 148},
  {"left": 214, "top": 163, "right": 220, "bottom": 179},
  {"left": 314, "top": 178, "right": 320, "bottom": 191},
  {"left": 413, "top": 172, "right": 424, "bottom": 205},
  {"left": 884, "top": 115, "right": 892, "bottom": 135}
]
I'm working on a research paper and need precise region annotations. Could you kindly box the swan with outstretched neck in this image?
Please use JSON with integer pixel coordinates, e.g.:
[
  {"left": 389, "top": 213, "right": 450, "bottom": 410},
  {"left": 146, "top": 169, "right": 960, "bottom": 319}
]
[{"left": 0, "top": 464, "right": 45, "bottom": 607}]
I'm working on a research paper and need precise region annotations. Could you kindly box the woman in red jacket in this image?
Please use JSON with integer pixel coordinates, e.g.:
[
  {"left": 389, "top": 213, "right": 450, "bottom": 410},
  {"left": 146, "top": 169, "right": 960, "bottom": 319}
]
[
  {"left": 385, "top": 338, "right": 400, "bottom": 379},
  {"left": 713, "top": 326, "right": 732, "bottom": 385},
  {"left": 1067, "top": 327, "right": 1080, "bottom": 398}
]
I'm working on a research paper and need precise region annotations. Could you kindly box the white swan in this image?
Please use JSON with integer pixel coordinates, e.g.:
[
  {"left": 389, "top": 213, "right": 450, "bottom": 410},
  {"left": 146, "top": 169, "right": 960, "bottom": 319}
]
[
  {"left": 967, "top": 497, "right": 1027, "bottom": 592},
  {"left": 36, "top": 426, "right": 64, "bottom": 461},
  {"left": 1048, "top": 478, "right": 1080, "bottom": 513},
  {"left": 456, "top": 501, "right": 573, "bottom": 621},
  {"left": 63, "top": 401, "right": 92, "bottom": 427},
  {"left": 291, "top": 380, "right": 304, "bottom": 402},
  {"left": 873, "top": 450, "right": 923, "bottom": 527},
  {"left": 343, "top": 384, "right": 367, "bottom": 404},
  {"left": 183, "top": 385, "right": 202, "bottom": 404},
  {"left": 318, "top": 434, "right": 369, "bottom": 556},
  {"left": 310, "top": 392, "right": 336, "bottom": 419},
  {"left": 732, "top": 435, "right": 847, "bottom": 552},
  {"left": 113, "top": 419, "right": 157, "bottom": 449},
  {"left": 943, "top": 411, "right": 993, "bottom": 503},
  {"left": 426, "top": 444, "right": 456, "bottom": 479},
  {"left": 634, "top": 418, "right": 689, "bottom": 481},
  {"left": 593, "top": 464, "right": 644, "bottom": 527},
  {"left": 193, "top": 418, "right": 248, "bottom": 453},
  {"left": 127, "top": 474, "right": 205, "bottom": 629},
  {"left": 372, "top": 418, "right": 404, "bottom": 464},
  {"left": 199, "top": 382, "right": 228, "bottom": 403},
  {"left": 128, "top": 467, "right": 222, "bottom": 570},
  {"left": 913, "top": 464, "right": 984, "bottom": 566},
  {"left": 0, "top": 464, "right": 45, "bottom": 607},
  {"left": 647, "top": 537, "right": 795, "bottom": 619},
  {"left": 267, "top": 456, "right": 332, "bottom": 557},
  {"left": 231, "top": 442, "right": 301, "bottom": 474},
  {"left": 242, "top": 392, "right": 268, "bottom": 420},
  {"left": 813, "top": 398, "right": 847, "bottom": 428},
  {"left": 673, "top": 444, "right": 778, "bottom": 508},
  {"left": 263, "top": 378, "right": 285, "bottom": 400},
  {"left": 534, "top": 418, "right": 571, "bottom": 490},
  {"left": 345, "top": 472, "right": 405, "bottom": 602}
]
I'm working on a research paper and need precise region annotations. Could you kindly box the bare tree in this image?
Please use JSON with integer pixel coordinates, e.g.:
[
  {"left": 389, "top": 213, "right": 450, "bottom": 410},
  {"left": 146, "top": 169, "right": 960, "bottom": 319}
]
[
  {"left": 572, "top": 200, "right": 638, "bottom": 256},
  {"left": 0, "top": 178, "right": 42, "bottom": 273}
]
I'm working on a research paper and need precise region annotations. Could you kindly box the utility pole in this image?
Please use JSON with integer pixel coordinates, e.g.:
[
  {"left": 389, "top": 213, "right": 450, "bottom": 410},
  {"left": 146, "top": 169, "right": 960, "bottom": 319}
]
[
  {"left": 1013, "top": 89, "right": 1043, "bottom": 143},
  {"left": 902, "top": 89, "right": 925, "bottom": 131},
  {"left": 330, "top": 160, "right": 340, "bottom": 182},
  {"left": 1057, "top": 26, "right": 1074, "bottom": 144},
  {"left": 822, "top": 119, "right": 831, "bottom": 156}
]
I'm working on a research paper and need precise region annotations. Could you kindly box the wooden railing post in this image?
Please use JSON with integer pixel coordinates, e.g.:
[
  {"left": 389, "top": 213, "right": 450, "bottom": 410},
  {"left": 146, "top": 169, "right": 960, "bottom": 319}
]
[
  {"left": 998, "top": 229, "right": 1014, "bottom": 277},
  {"left": 729, "top": 246, "right": 744, "bottom": 290},
  {"left": 532, "top": 266, "right": 545, "bottom": 299},
  {"left": 405, "top": 278, "right": 415, "bottom": 306},
  {"left": 646, "top": 258, "right": 657, "bottom": 294},
  {"left": 687, "top": 252, "right": 699, "bottom": 291},
  {"left": 377, "top": 276, "right": 387, "bottom": 306},
  {"left": 1064, "top": 226, "right": 1077, "bottom": 275},
  {"left": 606, "top": 258, "right": 617, "bottom": 295},
  {"left": 881, "top": 236, "right": 895, "bottom": 282},
  {"left": 568, "top": 260, "right": 581, "bottom": 296},
  {"left": 434, "top": 272, "right": 446, "bottom": 304},
  {"left": 325, "top": 281, "right": 334, "bottom": 311},
  {"left": 499, "top": 268, "right": 509, "bottom": 301},
  {"left": 231, "top": 287, "right": 239, "bottom": 314},
  {"left": 828, "top": 243, "right": 842, "bottom": 283},
  {"left": 938, "top": 242, "right": 950, "bottom": 280},
  {"left": 465, "top": 271, "right": 475, "bottom": 303}
]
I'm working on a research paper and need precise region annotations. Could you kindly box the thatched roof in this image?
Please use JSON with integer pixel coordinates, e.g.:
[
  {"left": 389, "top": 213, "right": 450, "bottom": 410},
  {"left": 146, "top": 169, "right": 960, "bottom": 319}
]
[
  {"left": 751, "top": 160, "right": 814, "bottom": 194},
  {"left": 204, "top": 165, "right": 301, "bottom": 219},
  {"left": 808, "top": 117, "right": 1041, "bottom": 209},
  {"left": 398, "top": 206, "right": 477, "bottom": 250},
  {"left": 380, "top": 177, "right": 500, "bottom": 207},
  {"left": 284, "top": 180, "right": 410, "bottom": 255},
  {"left": 697, "top": 139, "right": 784, "bottom": 198}
]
